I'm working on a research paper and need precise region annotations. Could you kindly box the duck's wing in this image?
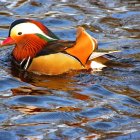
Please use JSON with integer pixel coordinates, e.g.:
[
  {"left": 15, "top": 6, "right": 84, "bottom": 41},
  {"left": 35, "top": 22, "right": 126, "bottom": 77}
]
[
  {"left": 66, "top": 27, "right": 98, "bottom": 65},
  {"left": 89, "top": 50, "right": 120, "bottom": 60},
  {"left": 35, "top": 40, "right": 75, "bottom": 57},
  {"left": 86, "top": 50, "right": 120, "bottom": 70},
  {"left": 36, "top": 27, "right": 98, "bottom": 66}
]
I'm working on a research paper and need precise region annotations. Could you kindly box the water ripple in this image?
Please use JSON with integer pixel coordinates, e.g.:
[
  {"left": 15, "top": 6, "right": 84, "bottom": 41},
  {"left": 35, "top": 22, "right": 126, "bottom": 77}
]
[{"left": 0, "top": 0, "right": 140, "bottom": 139}]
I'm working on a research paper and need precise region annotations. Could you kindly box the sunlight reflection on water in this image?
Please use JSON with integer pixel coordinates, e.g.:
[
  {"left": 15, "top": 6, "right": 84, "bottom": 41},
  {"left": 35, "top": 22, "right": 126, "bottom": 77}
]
[{"left": 0, "top": 0, "right": 140, "bottom": 139}]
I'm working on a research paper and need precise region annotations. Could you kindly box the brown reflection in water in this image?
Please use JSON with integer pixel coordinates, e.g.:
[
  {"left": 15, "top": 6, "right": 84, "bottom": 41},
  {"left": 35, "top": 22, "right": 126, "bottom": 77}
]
[
  {"left": 12, "top": 0, "right": 28, "bottom": 8},
  {"left": 11, "top": 66, "right": 93, "bottom": 102},
  {"left": 105, "top": 85, "right": 140, "bottom": 101},
  {"left": 11, "top": 65, "right": 82, "bottom": 91},
  {"left": 11, "top": 105, "right": 81, "bottom": 115},
  {"left": 101, "top": 131, "right": 124, "bottom": 140},
  {"left": 11, "top": 105, "right": 47, "bottom": 115},
  {"left": 72, "top": 92, "right": 91, "bottom": 101},
  {"left": 12, "top": 87, "right": 33, "bottom": 95},
  {"left": 12, "top": 86, "right": 52, "bottom": 96},
  {"left": 30, "top": 1, "right": 42, "bottom": 7},
  {"left": 32, "top": 76, "right": 76, "bottom": 91},
  {"left": 122, "top": 28, "right": 140, "bottom": 39},
  {"left": 84, "top": 134, "right": 101, "bottom": 140},
  {"left": 100, "top": 17, "right": 122, "bottom": 27},
  {"left": 0, "top": 11, "right": 12, "bottom": 17},
  {"left": 67, "top": 117, "right": 102, "bottom": 127}
]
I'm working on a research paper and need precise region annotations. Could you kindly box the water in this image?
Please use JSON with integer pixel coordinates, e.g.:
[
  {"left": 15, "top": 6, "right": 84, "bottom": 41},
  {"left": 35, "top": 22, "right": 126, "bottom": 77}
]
[{"left": 0, "top": 0, "right": 140, "bottom": 139}]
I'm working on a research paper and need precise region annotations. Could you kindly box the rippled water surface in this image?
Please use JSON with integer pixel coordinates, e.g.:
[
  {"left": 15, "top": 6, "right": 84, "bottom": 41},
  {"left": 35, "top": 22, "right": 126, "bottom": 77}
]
[{"left": 0, "top": 0, "right": 140, "bottom": 139}]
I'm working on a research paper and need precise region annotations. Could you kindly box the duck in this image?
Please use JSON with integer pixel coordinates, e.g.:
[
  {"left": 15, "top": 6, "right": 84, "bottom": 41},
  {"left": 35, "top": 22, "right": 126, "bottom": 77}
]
[{"left": 0, "top": 19, "right": 117, "bottom": 75}]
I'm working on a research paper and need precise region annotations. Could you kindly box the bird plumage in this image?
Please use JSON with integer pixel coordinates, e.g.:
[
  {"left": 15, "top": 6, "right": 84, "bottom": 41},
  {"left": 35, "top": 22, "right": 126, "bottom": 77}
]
[{"left": 0, "top": 19, "right": 118, "bottom": 75}]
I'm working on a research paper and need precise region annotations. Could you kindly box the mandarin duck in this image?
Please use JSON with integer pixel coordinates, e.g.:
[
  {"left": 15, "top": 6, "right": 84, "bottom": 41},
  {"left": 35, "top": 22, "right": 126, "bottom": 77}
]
[{"left": 0, "top": 19, "right": 117, "bottom": 75}]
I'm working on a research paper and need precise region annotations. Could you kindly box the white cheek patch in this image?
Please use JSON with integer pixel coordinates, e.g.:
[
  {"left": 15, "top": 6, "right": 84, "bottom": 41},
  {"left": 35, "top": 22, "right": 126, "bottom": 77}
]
[{"left": 11, "top": 22, "right": 57, "bottom": 40}]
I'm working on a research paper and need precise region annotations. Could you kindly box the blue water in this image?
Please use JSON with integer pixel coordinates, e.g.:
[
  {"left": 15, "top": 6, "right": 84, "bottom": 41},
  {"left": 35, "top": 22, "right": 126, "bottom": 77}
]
[{"left": 0, "top": 0, "right": 140, "bottom": 139}]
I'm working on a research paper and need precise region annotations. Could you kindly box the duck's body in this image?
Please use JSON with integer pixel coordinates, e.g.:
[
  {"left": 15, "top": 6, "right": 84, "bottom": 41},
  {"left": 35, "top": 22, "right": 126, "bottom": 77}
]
[{"left": 0, "top": 19, "right": 114, "bottom": 75}]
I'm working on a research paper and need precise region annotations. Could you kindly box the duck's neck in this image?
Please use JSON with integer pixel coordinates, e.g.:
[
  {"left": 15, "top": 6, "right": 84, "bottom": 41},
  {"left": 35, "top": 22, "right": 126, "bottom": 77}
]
[{"left": 12, "top": 35, "right": 47, "bottom": 62}]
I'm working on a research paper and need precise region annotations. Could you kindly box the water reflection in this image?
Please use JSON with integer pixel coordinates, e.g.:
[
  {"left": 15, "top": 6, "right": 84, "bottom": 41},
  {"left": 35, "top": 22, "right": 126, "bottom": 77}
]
[{"left": 0, "top": 0, "right": 140, "bottom": 139}]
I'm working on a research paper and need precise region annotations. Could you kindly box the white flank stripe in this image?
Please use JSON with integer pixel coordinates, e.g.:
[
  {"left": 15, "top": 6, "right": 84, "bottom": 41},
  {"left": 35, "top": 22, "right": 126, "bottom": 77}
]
[{"left": 24, "top": 56, "right": 31, "bottom": 70}]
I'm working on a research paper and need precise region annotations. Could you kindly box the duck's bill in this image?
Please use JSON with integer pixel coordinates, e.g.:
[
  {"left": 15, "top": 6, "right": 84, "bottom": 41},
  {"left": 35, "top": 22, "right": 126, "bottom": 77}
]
[{"left": 0, "top": 37, "right": 15, "bottom": 47}]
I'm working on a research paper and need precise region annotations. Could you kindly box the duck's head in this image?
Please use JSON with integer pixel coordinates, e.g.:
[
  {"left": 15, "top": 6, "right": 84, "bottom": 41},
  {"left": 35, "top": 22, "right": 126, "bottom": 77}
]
[{"left": 1, "top": 19, "right": 59, "bottom": 61}]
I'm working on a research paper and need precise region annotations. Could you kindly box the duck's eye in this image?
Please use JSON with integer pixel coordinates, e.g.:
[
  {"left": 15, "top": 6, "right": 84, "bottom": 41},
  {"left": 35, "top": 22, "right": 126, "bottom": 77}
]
[{"left": 18, "top": 32, "right": 22, "bottom": 35}]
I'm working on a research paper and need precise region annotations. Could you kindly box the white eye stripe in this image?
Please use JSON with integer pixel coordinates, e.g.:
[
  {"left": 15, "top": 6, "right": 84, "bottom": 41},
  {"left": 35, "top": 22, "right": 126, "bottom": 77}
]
[
  {"left": 43, "top": 33, "right": 57, "bottom": 41},
  {"left": 11, "top": 22, "right": 57, "bottom": 40}
]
